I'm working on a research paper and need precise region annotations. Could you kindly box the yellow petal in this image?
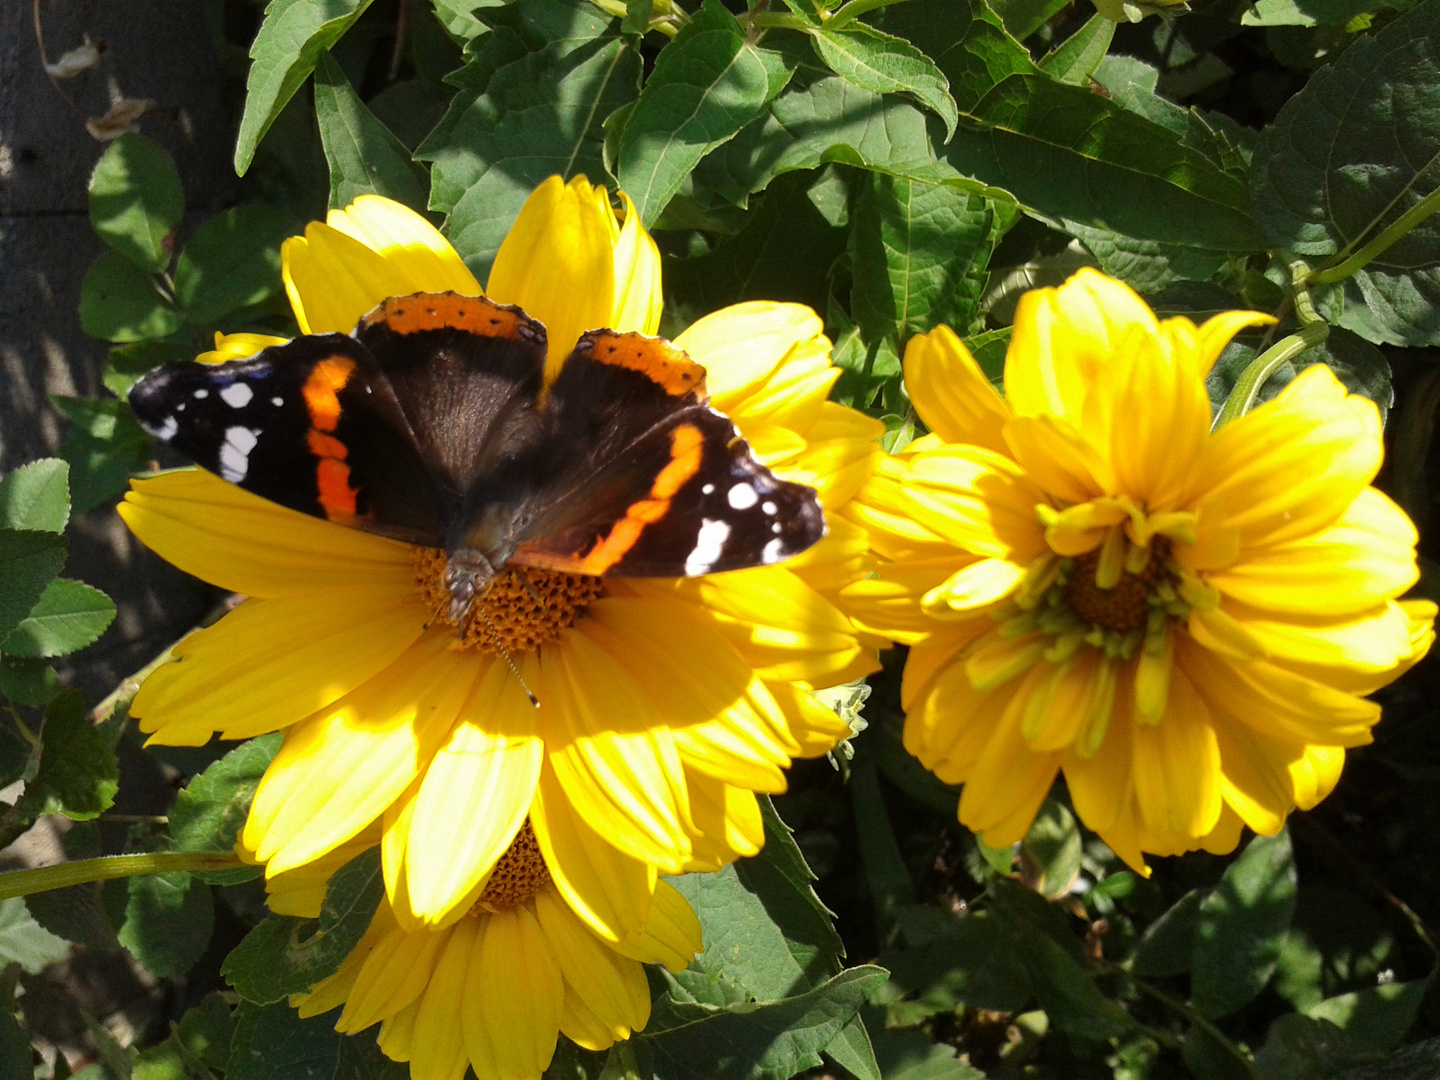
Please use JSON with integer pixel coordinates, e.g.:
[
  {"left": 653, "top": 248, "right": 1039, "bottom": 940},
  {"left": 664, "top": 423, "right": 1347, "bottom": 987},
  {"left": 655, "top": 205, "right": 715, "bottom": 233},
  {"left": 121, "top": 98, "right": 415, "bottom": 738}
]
[
  {"left": 121, "top": 470, "right": 415, "bottom": 598},
  {"left": 958, "top": 687, "right": 1062, "bottom": 847},
  {"left": 1002, "top": 414, "right": 1111, "bottom": 504},
  {"left": 923, "top": 558, "right": 1026, "bottom": 614},
  {"left": 902, "top": 324, "right": 1012, "bottom": 453},
  {"left": 1213, "top": 722, "right": 1330, "bottom": 836},
  {"left": 487, "top": 175, "right": 621, "bottom": 379},
  {"left": 1191, "top": 308, "right": 1274, "bottom": 377},
  {"left": 409, "top": 919, "right": 476, "bottom": 1080},
  {"left": 463, "top": 904, "right": 564, "bottom": 1080},
  {"left": 1130, "top": 668, "right": 1222, "bottom": 838},
  {"left": 326, "top": 194, "right": 479, "bottom": 298},
  {"left": 405, "top": 656, "right": 545, "bottom": 925},
  {"left": 674, "top": 302, "right": 826, "bottom": 406},
  {"left": 611, "top": 879, "right": 703, "bottom": 972},
  {"left": 610, "top": 192, "right": 664, "bottom": 336},
  {"left": 134, "top": 584, "right": 424, "bottom": 746},
  {"left": 339, "top": 910, "right": 448, "bottom": 1032},
  {"left": 903, "top": 444, "right": 1048, "bottom": 561},
  {"left": 684, "top": 772, "right": 764, "bottom": 869},
  {"left": 243, "top": 632, "right": 471, "bottom": 872},
  {"left": 531, "top": 762, "right": 657, "bottom": 943},
  {"left": 196, "top": 331, "right": 288, "bottom": 365},
  {"left": 535, "top": 888, "right": 649, "bottom": 1045}
]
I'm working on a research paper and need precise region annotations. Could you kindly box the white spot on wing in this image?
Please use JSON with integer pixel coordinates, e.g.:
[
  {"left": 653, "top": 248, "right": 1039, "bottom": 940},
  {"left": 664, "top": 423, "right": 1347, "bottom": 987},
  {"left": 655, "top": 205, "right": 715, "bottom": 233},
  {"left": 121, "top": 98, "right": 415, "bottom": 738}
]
[
  {"left": 219, "top": 426, "right": 259, "bottom": 483},
  {"left": 762, "top": 500, "right": 777, "bottom": 515},
  {"left": 271, "top": 397, "right": 284, "bottom": 407},
  {"left": 175, "top": 401, "right": 185, "bottom": 411},
  {"left": 193, "top": 388, "right": 209, "bottom": 399},
  {"left": 220, "top": 382, "right": 254, "bottom": 408},
  {"left": 685, "top": 518, "right": 730, "bottom": 576},
  {"left": 772, "top": 522, "right": 782, "bottom": 533},
  {"left": 728, "top": 482, "right": 758, "bottom": 510},
  {"left": 702, "top": 483, "right": 715, "bottom": 495},
  {"left": 153, "top": 416, "right": 178, "bottom": 440},
  {"left": 763, "top": 538, "right": 786, "bottom": 563}
]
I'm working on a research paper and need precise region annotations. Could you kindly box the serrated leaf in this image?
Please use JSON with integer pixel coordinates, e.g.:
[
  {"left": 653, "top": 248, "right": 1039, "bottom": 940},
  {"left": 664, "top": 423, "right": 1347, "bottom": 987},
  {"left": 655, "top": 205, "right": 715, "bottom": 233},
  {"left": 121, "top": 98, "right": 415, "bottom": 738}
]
[
  {"left": 1241, "top": 0, "right": 1417, "bottom": 26},
  {"left": 879, "top": 0, "right": 1035, "bottom": 112},
  {"left": 1038, "top": 14, "right": 1114, "bottom": 85},
  {"left": 1092, "top": 55, "right": 1252, "bottom": 174},
  {"left": 79, "top": 249, "right": 184, "bottom": 343},
  {"left": 948, "top": 75, "right": 1267, "bottom": 250},
  {"left": 1191, "top": 829, "right": 1298, "bottom": 1019},
  {"left": 171, "top": 734, "right": 280, "bottom": 885},
  {"left": 615, "top": 0, "right": 792, "bottom": 226},
  {"left": 430, "top": 1, "right": 641, "bottom": 279},
  {"left": 15, "top": 690, "right": 119, "bottom": 822},
  {"left": 432, "top": 0, "right": 500, "bottom": 43},
  {"left": 1251, "top": 0, "right": 1440, "bottom": 345},
  {"left": 233, "top": 0, "right": 376, "bottom": 175},
  {"left": 53, "top": 398, "right": 152, "bottom": 516},
  {"left": 851, "top": 172, "right": 1000, "bottom": 344},
  {"left": 0, "top": 460, "right": 70, "bottom": 533},
  {"left": 2, "top": 578, "right": 116, "bottom": 659},
  {"left": 0, "top": 529, "right": 67, "bottom": 642},
  {"left": 313, "top": 52, "right": 429, "bottom": 211},
  {"left": 119, "top": 868, "right": 214, "bottom": 979},
  {"left": 810, "top": 24, "right": 957, "bottom": 139},
  {"left": 635, "top": 966, "right": 887, "bottom": 1080},
  {"left": 223, "top": 848, "right": 383, "bottom": 1004},
  {"left": 174, "top": 205, "right": 294, "bottom": 328},
  {"left": 228, "top": 1000, "right": 407, "bottom": 1080},
  {"left": 89, "top": 135, "right": 184, "bottom": 273},
  {"left": 0, "top": 896, "right": 70, "bottom": 974},
  {"left": 1065, "top": 220, "right": 1228, "bottom": 295}
]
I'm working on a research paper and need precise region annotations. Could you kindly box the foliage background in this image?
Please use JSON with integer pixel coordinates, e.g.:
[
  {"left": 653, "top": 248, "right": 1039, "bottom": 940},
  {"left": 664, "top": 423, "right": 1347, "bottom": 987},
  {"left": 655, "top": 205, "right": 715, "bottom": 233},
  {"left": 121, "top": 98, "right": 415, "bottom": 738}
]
[{"left": 1, "top": 0, "right": 1439, "bottom": 1078}]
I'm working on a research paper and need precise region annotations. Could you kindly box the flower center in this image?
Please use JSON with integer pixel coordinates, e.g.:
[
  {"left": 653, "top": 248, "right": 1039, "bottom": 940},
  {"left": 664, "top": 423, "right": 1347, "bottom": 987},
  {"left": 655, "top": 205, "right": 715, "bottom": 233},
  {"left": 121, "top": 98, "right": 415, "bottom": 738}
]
[
  {"left": 415, "top": 549, "right": 606, "bottom": 654},
  {"left": 470, "top": 821, "right": 551, "bottom": 914},
  {"left": 1063, "top": 546, "right": 1168, "bottom": 633}
]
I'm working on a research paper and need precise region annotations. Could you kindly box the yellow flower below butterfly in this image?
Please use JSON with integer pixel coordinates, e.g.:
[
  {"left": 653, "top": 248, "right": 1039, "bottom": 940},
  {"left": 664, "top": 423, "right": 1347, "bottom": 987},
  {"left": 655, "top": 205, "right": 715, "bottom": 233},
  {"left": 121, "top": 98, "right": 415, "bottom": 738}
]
[
  {"left": 120, "top": 178, "right": 882, "bottom": 940},
  {"left": 275, "top": 825, "right": 701, "bottom": 1080},
  {"left": 842, "top": 269, "right": 1434, "bottom": 869}
]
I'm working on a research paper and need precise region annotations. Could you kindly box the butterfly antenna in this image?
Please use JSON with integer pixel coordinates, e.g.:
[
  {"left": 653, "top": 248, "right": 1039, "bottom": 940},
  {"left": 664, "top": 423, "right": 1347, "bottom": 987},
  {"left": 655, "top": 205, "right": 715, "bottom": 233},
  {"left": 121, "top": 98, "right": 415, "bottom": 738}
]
[
  {"left": 512, "top": 568, "right": 547, "bottom": 611},
  {"left": 476, "top": 607, "right": 540, "bottom": 708}
]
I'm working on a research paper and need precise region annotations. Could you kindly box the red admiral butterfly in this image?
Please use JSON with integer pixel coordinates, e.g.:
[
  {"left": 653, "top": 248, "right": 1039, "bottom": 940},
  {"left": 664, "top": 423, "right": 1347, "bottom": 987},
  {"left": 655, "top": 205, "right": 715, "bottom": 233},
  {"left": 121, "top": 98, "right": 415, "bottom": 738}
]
[{"left": 128, "top": 292, "right": 826, "bottom": 619}]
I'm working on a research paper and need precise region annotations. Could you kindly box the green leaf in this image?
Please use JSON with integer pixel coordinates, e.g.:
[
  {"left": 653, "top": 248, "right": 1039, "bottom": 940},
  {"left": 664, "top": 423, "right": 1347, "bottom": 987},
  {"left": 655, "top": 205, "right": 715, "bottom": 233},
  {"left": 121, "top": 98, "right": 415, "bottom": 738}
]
[
  {"left": 0, "top": 460, "right": 70, "bottom": 533},
  {"left": 850, "top": 172, "right": 1001, "bottom": 344},
  {"left": 1019, "top": 797, "right": 1082, "bottom": 901},
  {"left": 1191, "top": 829, "right": 1298, "bottom": 1019},
  {"left": 1251, "top": 0, "right": 1440, "bottom": 345},
  {"left": 1130, "top": 887, "right": 1204, "bottom": 976},
  {"left": 1038, "top": 14, "right": 1115, "bottom": 85},
  {"left": 118, "top": 867, "right": 214, "bottom": 979},
  {"left": 134, "top": 994, "right": 236, "bottom": 1080},
  {"left": 432, "top": 0, "right": 500, "bottom": 44},
  {"left": 2, "top": 578, "right": 115, "bottom": 659},
  {"left": 948, "top": 76, "right": 1267, "bottom": 250},
  {"left": 15, "top": 690, "right": 120, "bottom": 822},
  {"left": 173, "top": 205, "right": 294, "bottom": 328},
  {"left": 89, "top": 135, "right": 185, "bottom": 273},
  {"left": 614, "top": 0, "right": 792, "bottom": 226},
  {"left": 0, "top": 896, "right": 70, "bottom": 974},
  {"left": 312, "top": 53, "right": 429, "bottom": 211},
  {"left": 667, "top": 171, "right": 848, "bottom": 317},
  {"left": 875, "top": 908, "right": 1034, "bottom": 1022},
  {"left": 1064, "top": 220, "right": 1228, "bottom": 295},
  {"left": 992, "top": 0, "right": 1073, "bottom": 40},
  {"left": 170, "top": 734, "right": 280, "bottom": 885},
  {"left": 849, "top": 761, "right": 914, "bottom": 943},
  {"left": 878, "top": 0, "right": 1035, "bottom": 112},
  {"left": 0, "top": 529, "right": 67, "bottom": 643},
  {"left": 429, "top": 1, "right": 641, "bottom": 279},
  {"left": 229, "top": 1001, "right": 407, "bottom": 1080},
  {"left": 1305, "top": 978, "right": 1429, "bottom": 1055},
  {"left": 0, "top": 657, "right": 61, "bottom": 708},
  {"left": 233, "top": 0, "right": 376, "bottom": 175},
  {"left": 810, "top": 24, "right": 957, "bottom": 139},
  {"left": 52, "top": 398, "right": 153, "bottom": 516},
  {"left": 870, "top": 1028, "right": 985, "bottom": 1080},
  {"left": 223, "top": 848, "right": 383, "bottom": 1004},
  {"left": 1241, "top": 0, "right": 1418, "bottom": 26},
  {"left": 0, "top": 1008, "right": 33, "bottom": 1079},
  {"left": 635, "top": 966, "right": 888, "bottom": 1080},
  {"left": 1207, "top": 325, "right": 1392, "bottom": 422},
  {"left": 79, "top": 249, "right": 184, "bottom": 342}
]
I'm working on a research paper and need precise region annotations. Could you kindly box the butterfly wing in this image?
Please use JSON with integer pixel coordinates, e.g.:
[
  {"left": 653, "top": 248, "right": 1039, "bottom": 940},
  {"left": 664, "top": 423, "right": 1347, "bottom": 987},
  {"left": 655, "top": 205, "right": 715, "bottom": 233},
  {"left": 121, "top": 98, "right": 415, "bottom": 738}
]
[{"left": 486, "top": 331, "right": 825, "bottom": 578}]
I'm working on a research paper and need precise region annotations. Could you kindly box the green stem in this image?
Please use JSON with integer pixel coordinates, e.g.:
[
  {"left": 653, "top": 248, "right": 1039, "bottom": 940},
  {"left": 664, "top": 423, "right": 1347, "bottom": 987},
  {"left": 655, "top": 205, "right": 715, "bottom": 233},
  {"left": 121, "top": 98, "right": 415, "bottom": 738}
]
[
  {"left": 0, "top": 851, "right": 243, "bottom": 901},
  {"left": 1307, "top": 186, "right": 1440, "bottom": 288},
  {"left": 1132, "top": 978, "right": 1262, "bottom": 1080},
  {"left": 826, "top": 0, "right": 917, "bottom": 31},
  {"left": 1213, "top": 321, "right": 1329, "bottom": 429}
]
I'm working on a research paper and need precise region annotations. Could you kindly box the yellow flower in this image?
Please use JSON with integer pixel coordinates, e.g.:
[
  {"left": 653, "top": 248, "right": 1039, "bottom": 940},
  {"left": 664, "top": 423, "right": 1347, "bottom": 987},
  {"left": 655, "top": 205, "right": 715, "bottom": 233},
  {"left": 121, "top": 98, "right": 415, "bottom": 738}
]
[
  {"left": 842, "top": 269, "right": 1434, "bottom": 870},
  {"left": 281, "top": 825, "right": 701, "bottom": 1080},
  {"left": 120, "top": 178, "right": 882, "bottom": 936}
]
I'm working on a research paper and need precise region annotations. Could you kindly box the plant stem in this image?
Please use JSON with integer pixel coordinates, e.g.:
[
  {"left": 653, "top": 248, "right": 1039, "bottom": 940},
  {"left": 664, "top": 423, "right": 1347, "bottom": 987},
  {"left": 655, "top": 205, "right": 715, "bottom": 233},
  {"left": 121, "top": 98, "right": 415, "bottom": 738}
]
[
  {"left": 826, "top": 0, "right": 917, "bottom": 31},
  {"left": 1132, "top": 978, "right": 1262, "bottom": 1080},
  {"left": 0, "top": 851, "right": 243, "bottom": 901},
  {"left": 1307, "top": 186, "right": 1440, "bottom": 288},
  {"left": 1212, "top": 321, "right": 1328, "bottom": 429}
]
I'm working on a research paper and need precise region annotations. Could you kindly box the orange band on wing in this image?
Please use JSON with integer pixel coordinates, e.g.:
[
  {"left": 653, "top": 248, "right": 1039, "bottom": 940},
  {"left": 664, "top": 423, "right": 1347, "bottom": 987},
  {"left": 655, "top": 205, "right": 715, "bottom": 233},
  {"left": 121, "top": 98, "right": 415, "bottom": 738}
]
[
  {"left": 577, "top": 423, "right": 705, "bottom": 574},
  {"left": 361, "top": 293, "right": 538, "bottom": 342},
  {"left": 302, "top": 357, "right": 355, "bottom": 432},
  {"left": 315, "top": 458, "right": 358, "bottom": 521},
  {"left": 581, "top": 331, "right": 707, "bottom": 398}
]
